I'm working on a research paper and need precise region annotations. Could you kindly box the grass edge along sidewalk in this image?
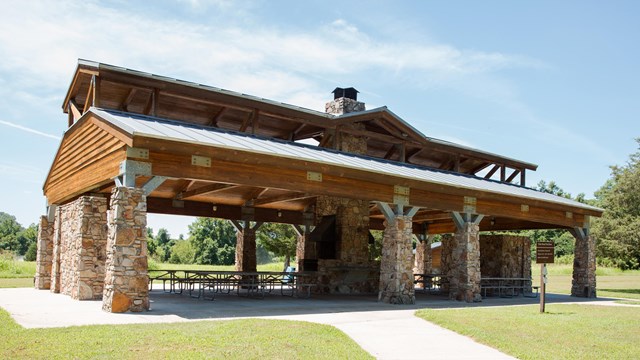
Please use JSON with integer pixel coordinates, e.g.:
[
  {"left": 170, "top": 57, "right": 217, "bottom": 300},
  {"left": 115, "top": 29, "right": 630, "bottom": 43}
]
[
  {"left": 416, "top": 304, "right": 640, "bottom": 360},
  {"left": 0, "top": 308, "right": 373, "bottom": 359}
]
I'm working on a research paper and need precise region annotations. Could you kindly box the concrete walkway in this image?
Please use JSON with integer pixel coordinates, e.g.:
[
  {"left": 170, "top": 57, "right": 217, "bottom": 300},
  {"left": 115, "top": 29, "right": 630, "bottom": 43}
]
[{"left": 0, "top": 288, "right": 615, "bottom": 359}]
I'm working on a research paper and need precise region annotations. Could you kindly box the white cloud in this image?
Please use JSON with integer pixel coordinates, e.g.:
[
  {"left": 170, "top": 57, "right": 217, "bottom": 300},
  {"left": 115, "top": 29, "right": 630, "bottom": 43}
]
[
  {"left": 0, "top": 120, "right": 61, "bottom": 140},
  {"left": 0, "top": 2, "right": 537, "bottom": 109}
]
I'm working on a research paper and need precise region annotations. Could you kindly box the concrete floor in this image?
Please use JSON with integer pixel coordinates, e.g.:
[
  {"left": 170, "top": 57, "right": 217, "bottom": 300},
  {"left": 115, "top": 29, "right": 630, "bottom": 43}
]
[{"left": 0, "top": 287, "right": 614, "bottom": 359}]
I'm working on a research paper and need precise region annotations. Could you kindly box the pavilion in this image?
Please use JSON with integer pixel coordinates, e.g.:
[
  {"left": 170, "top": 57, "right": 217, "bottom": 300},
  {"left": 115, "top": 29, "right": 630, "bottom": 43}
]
[{"left": 35, "top": 60, "right": 602, "bottom": 312}]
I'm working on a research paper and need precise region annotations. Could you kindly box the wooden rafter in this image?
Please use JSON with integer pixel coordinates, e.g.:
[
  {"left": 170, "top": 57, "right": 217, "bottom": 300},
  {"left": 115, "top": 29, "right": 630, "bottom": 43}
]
[
  {"left": 121, "top": 88, "right": 138, "bottom": 111},
  {"left": 239, "top": 110, "right": 256, "bottom": 133},
  {"left": 208, "top": 107, "right": 226, "bottom": 127},
  {"left": 253, "top": 192, "right": 314, "bottom": 206},
  {"left": 383, "top": 145, "right": 397, "bottom": 160},
  {"left": 243, "top": 187, "right": 269, "bottom": 203},
  {"left": 485, "top": 164, "right": 501, "bottom": 179},
  {"left": 506, "top": 169, "right": 521, "bottom": 183},
  {"left": 177, "top": 183, "right": 237, "bottom": 200},
  {"left": 469, "top": 162, "right": 491, "bottom": 175}
]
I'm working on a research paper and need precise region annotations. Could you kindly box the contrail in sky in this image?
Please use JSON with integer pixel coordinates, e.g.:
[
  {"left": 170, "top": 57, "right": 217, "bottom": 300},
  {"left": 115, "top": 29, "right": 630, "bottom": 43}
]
[{"left": 0, "top": 119, "right": 60, "bottom": 140}]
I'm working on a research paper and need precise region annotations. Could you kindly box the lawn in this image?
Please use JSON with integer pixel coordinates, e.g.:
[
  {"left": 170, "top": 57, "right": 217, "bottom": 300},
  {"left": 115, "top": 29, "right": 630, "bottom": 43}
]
[
  {"left": 0, "top": 308, "right": 372, "bottom": 359},
  {"left": 416, "top": 304, "right": 640, "bottom": 360},
  {"left": 532, "top": 263, "right": 640, "bottom": 300}
]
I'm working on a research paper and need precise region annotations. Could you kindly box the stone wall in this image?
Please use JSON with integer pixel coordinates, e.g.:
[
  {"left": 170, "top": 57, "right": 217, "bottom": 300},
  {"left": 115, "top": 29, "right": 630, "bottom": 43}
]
[
  {"left": 378, "top": 215, "right": 415, "bottom": 304},
  {"left": 102, "top": 187, "right": 149, "bottom": 312},
  {"left": 316, "top": 259, "right": 380, "bottom": 294},
  {"left": 325, "top": 97, "right": 365, "bottom": 115},
  {"left": 315, "top": 196, "right": 370, "bottom": 264},
  {"left": 34, "top": 215, "right": 54, "bottom": 289},
  {"left": 48, "top": 196, "right": 108, "bottom": 300},
  {"left": 572, "top": 233, "right": 596, "bottom": 297},
  {"left": 479, "top": 235, "right": 531, "bottom": 281}
]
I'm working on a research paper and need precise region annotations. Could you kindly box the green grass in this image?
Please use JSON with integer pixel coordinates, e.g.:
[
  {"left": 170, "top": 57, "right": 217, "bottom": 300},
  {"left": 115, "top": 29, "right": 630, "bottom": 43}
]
[
  {"left": 531, "top": 263, "right": 640, "bottom": 300},
  {"left": 416, "top": 304, "right": 640, "bottom": 360},
  {"left": 0, "top": 258, "right": 35, "bottom": 279},
  {"left": 0, "top": 278, "right": 33, "bottom": 288},
  {"left": 0, "top": 308, "right": 372, "bottom": 359}
]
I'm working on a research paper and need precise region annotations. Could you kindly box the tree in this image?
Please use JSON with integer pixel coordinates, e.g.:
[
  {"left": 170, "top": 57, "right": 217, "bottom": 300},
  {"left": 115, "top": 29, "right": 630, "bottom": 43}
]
[
  {"left": 16, "top": 224, "right": 38, "bottom": 256},
  {"left": 0, "top": 212, "right": 24, "bottom": 253},
  {"left": 169, "top": 240, "right": 195, "bottom": 264},
  {"left": 153, "top": 228, "right": 174, "bottom": 262},
  {"left": 188, "top": 218, "right": 237, "bottom": 265},
  {"left": 592, "top": 138, "right": 640, "bottom": 269},
  {"left": 256, "top": 223, "right": 297, "bottom": 268}
]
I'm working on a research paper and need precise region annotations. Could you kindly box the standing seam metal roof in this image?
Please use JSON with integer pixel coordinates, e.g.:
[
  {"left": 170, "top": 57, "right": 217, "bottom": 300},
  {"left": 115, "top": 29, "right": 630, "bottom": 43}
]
[{"left": 88, "top": 108, "right": 601, "bottom": 213}]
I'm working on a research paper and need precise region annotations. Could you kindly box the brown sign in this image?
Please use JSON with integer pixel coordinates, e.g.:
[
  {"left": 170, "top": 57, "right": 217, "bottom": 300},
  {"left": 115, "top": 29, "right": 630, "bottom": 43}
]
[{"left": 536, "top": 242, "right": 555, "bottom": 264}]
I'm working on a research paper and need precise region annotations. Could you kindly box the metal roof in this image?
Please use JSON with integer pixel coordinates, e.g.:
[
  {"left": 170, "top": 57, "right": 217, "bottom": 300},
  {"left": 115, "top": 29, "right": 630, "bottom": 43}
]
[
  {"left": 69, "top": 60, "right": 536, "bottom": 169},
  {"left": 89, "top": 108, "right": 601, "bottom": 213}
]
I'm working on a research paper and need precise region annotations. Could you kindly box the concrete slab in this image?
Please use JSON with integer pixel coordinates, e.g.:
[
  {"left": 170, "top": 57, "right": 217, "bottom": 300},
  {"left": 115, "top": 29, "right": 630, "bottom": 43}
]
[{"left": 0, "top": 288, "right": 615, "bottom": 359}]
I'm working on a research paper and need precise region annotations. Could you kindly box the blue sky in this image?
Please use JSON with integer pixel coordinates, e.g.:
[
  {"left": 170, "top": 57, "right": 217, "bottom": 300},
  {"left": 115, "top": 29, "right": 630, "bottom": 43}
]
[{"left": 0, "top": 0, "right": 638, "bottom": 238}]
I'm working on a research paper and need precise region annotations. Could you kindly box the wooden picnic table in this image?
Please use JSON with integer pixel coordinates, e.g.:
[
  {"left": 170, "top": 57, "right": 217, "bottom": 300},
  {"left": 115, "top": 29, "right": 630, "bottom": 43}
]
[
  {"left": 413, "top": 273, "right": 447, "bottom": 293},
  {"left": 480, "top": 277, "right": 538, "bottom": 298},
  {"left": 148, "top": 269, "right": 317, "bottom": 300}
]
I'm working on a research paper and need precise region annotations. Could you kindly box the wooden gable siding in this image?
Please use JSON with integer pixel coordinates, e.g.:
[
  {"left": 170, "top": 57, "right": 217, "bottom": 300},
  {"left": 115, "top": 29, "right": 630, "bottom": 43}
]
[{"left": 44, "top": 115, "right": 128, "bottom": 204}]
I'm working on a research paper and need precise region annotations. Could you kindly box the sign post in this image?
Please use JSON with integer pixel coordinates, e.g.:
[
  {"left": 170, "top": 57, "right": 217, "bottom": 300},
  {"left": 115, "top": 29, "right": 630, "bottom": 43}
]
[{"left": 536, "top": 242, "right": 555, "bottom": 313}]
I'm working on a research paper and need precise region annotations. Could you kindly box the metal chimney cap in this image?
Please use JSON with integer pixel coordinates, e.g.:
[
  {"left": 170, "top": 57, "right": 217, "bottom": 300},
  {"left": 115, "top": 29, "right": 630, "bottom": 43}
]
[{"left": 332, "top": 87, "right": 359, "bottom": 101}]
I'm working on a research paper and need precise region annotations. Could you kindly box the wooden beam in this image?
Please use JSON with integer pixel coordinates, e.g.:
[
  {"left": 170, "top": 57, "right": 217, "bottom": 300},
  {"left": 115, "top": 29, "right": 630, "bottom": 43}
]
[
  {"left": 407, "top": 148, "right": 423, "bottom": 161},
  {"left": 147, "top": 197, "right": 311, "bottom": 225},
  {"left": 485, "top": 164, "right": 500, "bottom": 179},
  {"left": 520, "top": 169, "right": 526, "bottom": 186},
  {"left": 83, "top": 75, "right": 95, "bottom": 113},
  {"left": 243, "top": 187, "right": 269, "bottom": 203},
  {"left": 239, "top": 110, "right": 256, "bottom": 133},
  {"left": 177, "top": 183, "right": 238, "bottom": 200},
  {"left": 506, "top": 169, "right": 520, "bottom": 183},
  {"left": 469, "top": 162, "right": 491, "bottom": 175},
  {"left": 383, "top": 145, "right": 397, "bottom": 160},
  {"left": 68, "top": 100, "right": 82, "bottom": 123},
  {"left": 500, "top": 165, "right": 506, "bottom": 182},
  {"left": 253, "top": 192, "right": 315, "bottom": 206},
  {"left": 208, "top": 107, "right": 226, "bottom": 127},
  {"left": 121, "top": 88, "right": 138, "bottom": 111}
]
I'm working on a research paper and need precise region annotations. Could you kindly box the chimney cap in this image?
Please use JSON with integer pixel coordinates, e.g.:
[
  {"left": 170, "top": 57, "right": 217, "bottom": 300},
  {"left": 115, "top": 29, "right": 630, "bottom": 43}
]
[{"left": 332, "top": 87, "right": 359, "bottom": 101}]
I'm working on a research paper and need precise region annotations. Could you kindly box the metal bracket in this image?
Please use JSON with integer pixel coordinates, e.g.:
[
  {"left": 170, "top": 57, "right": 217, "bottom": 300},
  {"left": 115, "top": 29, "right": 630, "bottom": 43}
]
[
  {"left": 451, "top": 211, "right": 484, "bottom": 230},
  {"left": 142, "top": 176, "right": 167, "bottom": 196},
  {"left": 46, "top": 204, "right": 58, "bottom": 222},
  {"left": 119, "top": 160, "right": 152, "bottom": 187}
]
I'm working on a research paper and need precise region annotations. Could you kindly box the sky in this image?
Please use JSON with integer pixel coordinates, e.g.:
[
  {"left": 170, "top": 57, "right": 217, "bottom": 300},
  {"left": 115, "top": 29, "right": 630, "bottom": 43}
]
[{"left": 0, "top": 0, "right": 638, "bottom": 238}]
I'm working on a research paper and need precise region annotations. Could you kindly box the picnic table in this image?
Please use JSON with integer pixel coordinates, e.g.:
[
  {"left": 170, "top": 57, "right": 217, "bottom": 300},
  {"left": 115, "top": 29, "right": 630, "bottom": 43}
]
[
  {"left": 414, "top": 273, "right": 447, "bottom": 293},
  {"left": 480, "top": 277, "right": 539, "bottom": 298},
  {"left": 148, "top": 269, "right": 317, "bottom": 300}
]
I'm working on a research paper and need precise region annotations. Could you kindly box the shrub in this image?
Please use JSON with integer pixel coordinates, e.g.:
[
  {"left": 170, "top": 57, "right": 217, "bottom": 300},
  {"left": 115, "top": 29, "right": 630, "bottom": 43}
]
[{"left": 24, "top": 243, "right": 37, "bottom": 262}]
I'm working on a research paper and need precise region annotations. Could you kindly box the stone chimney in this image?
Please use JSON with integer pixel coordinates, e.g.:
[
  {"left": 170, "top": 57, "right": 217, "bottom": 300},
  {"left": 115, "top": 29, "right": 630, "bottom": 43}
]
[{"left": 325, "top": 87, "right": 365, "bottom": 115}]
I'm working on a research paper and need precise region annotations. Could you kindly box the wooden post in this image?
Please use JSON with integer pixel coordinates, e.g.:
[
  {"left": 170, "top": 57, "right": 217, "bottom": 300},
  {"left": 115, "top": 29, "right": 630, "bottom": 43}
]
[{"left": 540, "top": 264, "right": 546, "bottom": 313}]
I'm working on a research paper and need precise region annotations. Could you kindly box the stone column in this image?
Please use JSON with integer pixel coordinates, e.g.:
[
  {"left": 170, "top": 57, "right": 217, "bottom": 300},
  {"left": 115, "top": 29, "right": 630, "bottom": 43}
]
[
  {"left": 50, "top": 208, "right": 62, "bottom": 294},
  {"left": 235, "top": 222, "right": 258, "bottom": 272},
  {"left": 378, "top": 214, "right": 415, "bottom": 304},
  {"left": 35, "top": 215, "right": 54, "bottom": 290},
  {"left": 449, "top": 213, "right": 483, "bottom": 302},
  {"left": 414, "top": 235, "right": 433, "bottom": 275},
  {"left": 295, "top": 226, "right": 315, "bottom": 271},
  {"left": 571, "top": 229, "right": 596, "bottom": 298},
  {"left": 102, "top": 187, "right": 149, "bottom": 313}
]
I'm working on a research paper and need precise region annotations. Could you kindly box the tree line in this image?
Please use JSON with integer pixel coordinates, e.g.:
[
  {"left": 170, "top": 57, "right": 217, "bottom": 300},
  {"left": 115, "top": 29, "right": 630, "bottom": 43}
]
[
  {"left": 146, "top": 218, "right": 297, "bottom": 268},
  {"left": 0, "top": 213, "right": 38, "bottom": 261}
]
